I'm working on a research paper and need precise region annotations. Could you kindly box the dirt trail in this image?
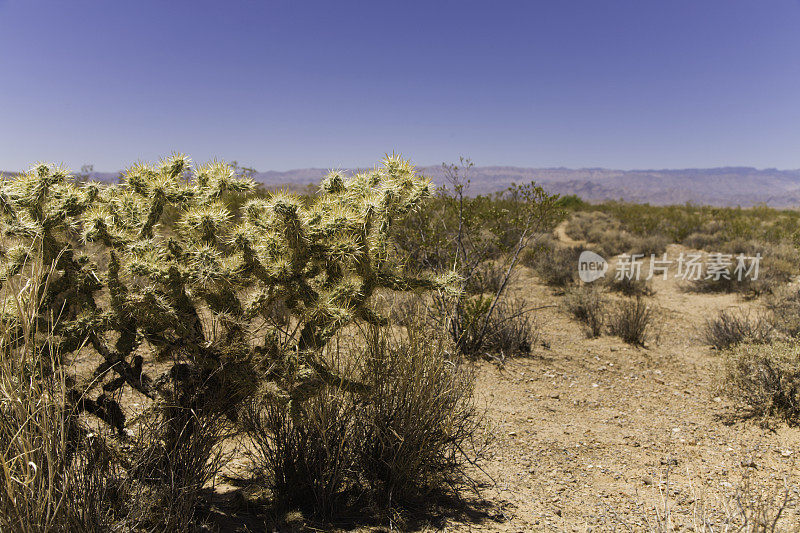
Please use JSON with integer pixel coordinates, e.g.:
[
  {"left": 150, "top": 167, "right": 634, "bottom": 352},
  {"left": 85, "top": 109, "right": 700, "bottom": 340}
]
[
  {"left": 554, "top": 220, "right": 584, "bottom": 247},
  {"left": 449, "top": 246, "right": 800, "bottom": 531}
]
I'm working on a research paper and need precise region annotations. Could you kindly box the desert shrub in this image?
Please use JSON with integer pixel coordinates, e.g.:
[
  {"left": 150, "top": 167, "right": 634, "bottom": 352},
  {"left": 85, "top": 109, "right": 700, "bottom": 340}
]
[
  {"left": 608, "top": 296, "right": 655, "bottom": 346},
  {"left": 688, "top": 242, "right": 797, "bottom": 297},
  {"left": 565, "top": 211, "right": 620, "bottom": 243},
  {"left": 464, "top": 260, "right": 510, "bottom": 295},
  {"left": 591, "top": 229, "right": 637, "bottom": 257},
  {"left": 241, "top": 383, "right": 358, "bottom": 517},
  {"left": 534, "top": 243, "right": 582, "bottom": 287},
  {"left": 565, "top": 210, "right": 672, "bottom": 257},
  {"left": 604, "top": 275, "right": 654, "bottom": 297},
  {"left": 630, "top": 234, "right": 670, "bottom": 256},
  {"left": 563, "top": 285, "right": 606, "bottom": 338},
  {"left": 449, "top": 295, "right": 536, "bottom": 358},
  {"left": 766, "top": 287, "right": 800, "bottom": 338},
  {"left": 356, "top": 327, "right": 486, "bottom": 507},
  {"left": 555, "top": 194, "right": 587, "bottom": 210},
  {"left": 724, "top": 341, "right": 800, "bottom": 423},
  {"left": 683, "top": 231, "right": 721, "bottom": 251},
  {"left": 702, "top": 308, "right": 773, "bottom": 350},
  {"left": 401, "top": 158, "right": 562, "bottom": 357},
  {"left": 241, "top": 326, "right": 486, "bottom": 516},
  {"left": 520, "top": 233, "right": 558, "bottom": 267},
  {"left": 123, "top": 400, "right": 229, "bottom": 530}
]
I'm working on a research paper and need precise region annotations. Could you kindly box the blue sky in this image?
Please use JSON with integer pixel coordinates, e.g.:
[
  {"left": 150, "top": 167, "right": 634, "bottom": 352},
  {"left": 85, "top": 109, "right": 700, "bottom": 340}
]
[{"left": 2, "top": 0, "right": 800, "bottom": 171}]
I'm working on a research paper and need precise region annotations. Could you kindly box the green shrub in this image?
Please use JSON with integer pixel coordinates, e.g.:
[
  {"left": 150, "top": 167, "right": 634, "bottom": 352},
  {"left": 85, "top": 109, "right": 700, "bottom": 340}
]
[{"left": 724, "top": 342, "right": 800, "bottom": 423}]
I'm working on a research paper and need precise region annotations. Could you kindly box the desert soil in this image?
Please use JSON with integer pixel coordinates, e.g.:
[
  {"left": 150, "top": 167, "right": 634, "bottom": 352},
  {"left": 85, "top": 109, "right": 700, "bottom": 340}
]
[{"left": 443, "top": 240, "right": 800, "bottom": 531}]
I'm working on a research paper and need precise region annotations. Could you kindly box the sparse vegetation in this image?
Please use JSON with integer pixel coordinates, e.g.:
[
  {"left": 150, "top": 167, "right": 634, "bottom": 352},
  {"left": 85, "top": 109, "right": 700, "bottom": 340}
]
[
  {"left": 563, "top": 285, "right": 607, "bottom": 338},
  {"left": 605, "top": 275, "right": 655, "bottom": 297},
  {"left": 702, "top": 308, "right": 773, "bottom": 350},
  {"left": 533, "top": 243, "right": 582, "bottom": 288},
  {"left": 724, "top": 341, "right": 800, "bottom": 424},
  {"left": 608, "top": 296, "right": 655, "bottom": 346}
]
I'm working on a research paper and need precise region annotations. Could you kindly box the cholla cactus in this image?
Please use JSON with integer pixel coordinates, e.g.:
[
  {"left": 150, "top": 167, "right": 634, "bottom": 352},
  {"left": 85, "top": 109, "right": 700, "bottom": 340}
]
[{"left": 0, "top": 154, "right": 452, "bottom": 433}]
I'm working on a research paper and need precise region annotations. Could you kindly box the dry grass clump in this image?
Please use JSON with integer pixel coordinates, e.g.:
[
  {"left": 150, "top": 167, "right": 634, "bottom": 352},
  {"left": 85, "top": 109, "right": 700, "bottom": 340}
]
[
  {"left": 765, "top": 287, "right": 800, "bottom": 338},
  {"left": 605, "top": 275, "right": 655, "bottom": 297},
  {"left": 451, "top": 295, "right": 537, "bottom": 359},
  {"left": 724, "top": 341, "right": 800, "bottom": 423},
  {"left": 355, "top": 327, "right": 487, "bottom": 508},
  {"left": 563, "top": 285, "right": 607, "bottom": 338},
  {"left": 240, "top": 383, "right": 358, "bottom": 517},
  {"left": 240, "top": 326, "right": 488, "bottom": 518},
  {"left": 618, "top": 465, "right": 796, "bottom": 532},
  {"left": 0, "top": 265, "right": 115, "bottom": 532},
  {"left": 124, "top": 404, "right": 229, "bottom": 530},
  {"left": 702, "top": 308, "right": 773, "bottom": 350},
  {"left": 608, "top": 296, "right": 656, "bottom": 346}
]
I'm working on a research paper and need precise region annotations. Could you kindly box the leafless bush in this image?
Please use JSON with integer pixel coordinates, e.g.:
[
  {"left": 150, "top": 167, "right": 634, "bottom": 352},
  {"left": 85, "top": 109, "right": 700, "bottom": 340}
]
[
  {"left": 609, "top": 296, "right": 655, "bottom": 346},
  {"left": 563, "top": 285, "right": 607, "bottom": 338},
  {"left": 724, "top": 341, "right": 800, "bottom": 423},
  {"left": 702, "top": 308, "right": 773, "bottom": 350},
  {"left": 240, "top": 326, "right": 488, "bottom": 517}
]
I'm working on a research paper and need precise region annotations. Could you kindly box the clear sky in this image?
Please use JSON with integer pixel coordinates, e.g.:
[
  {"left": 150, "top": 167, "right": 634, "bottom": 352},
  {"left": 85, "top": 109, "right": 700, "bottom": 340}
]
[{"left": 2, "top": 0, "right": 800, "bottom": 171}]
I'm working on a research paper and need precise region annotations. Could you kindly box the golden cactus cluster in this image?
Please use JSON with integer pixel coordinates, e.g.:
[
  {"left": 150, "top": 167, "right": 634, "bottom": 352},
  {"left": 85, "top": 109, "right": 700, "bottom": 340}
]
[{"left": 0, "top": 154, "right": 452, "bottom": 428}]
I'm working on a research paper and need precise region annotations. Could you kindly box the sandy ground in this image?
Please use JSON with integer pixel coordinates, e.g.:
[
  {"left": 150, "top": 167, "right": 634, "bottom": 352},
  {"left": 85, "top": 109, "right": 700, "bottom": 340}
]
[{"left": 444, "top": 241, "right": 800, "bottom": 531}]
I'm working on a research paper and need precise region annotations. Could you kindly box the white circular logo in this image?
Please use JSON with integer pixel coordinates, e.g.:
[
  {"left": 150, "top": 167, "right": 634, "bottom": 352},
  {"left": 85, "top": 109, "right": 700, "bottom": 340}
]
[{"left": 578, "top": 250, "right": 607, "bottom": 283}]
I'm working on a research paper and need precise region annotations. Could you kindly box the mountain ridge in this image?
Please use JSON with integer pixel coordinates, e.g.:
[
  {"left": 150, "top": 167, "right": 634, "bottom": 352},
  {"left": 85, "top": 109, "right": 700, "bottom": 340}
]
[{"left": 4, "top": 165, "right": 800, "bottom": 207}]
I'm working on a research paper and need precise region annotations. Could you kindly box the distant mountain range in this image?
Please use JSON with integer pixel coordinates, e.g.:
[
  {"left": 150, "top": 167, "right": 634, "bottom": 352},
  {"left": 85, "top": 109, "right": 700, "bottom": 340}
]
[{"left": 5, "top": 165, "right": 800, "bottom": 207}]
